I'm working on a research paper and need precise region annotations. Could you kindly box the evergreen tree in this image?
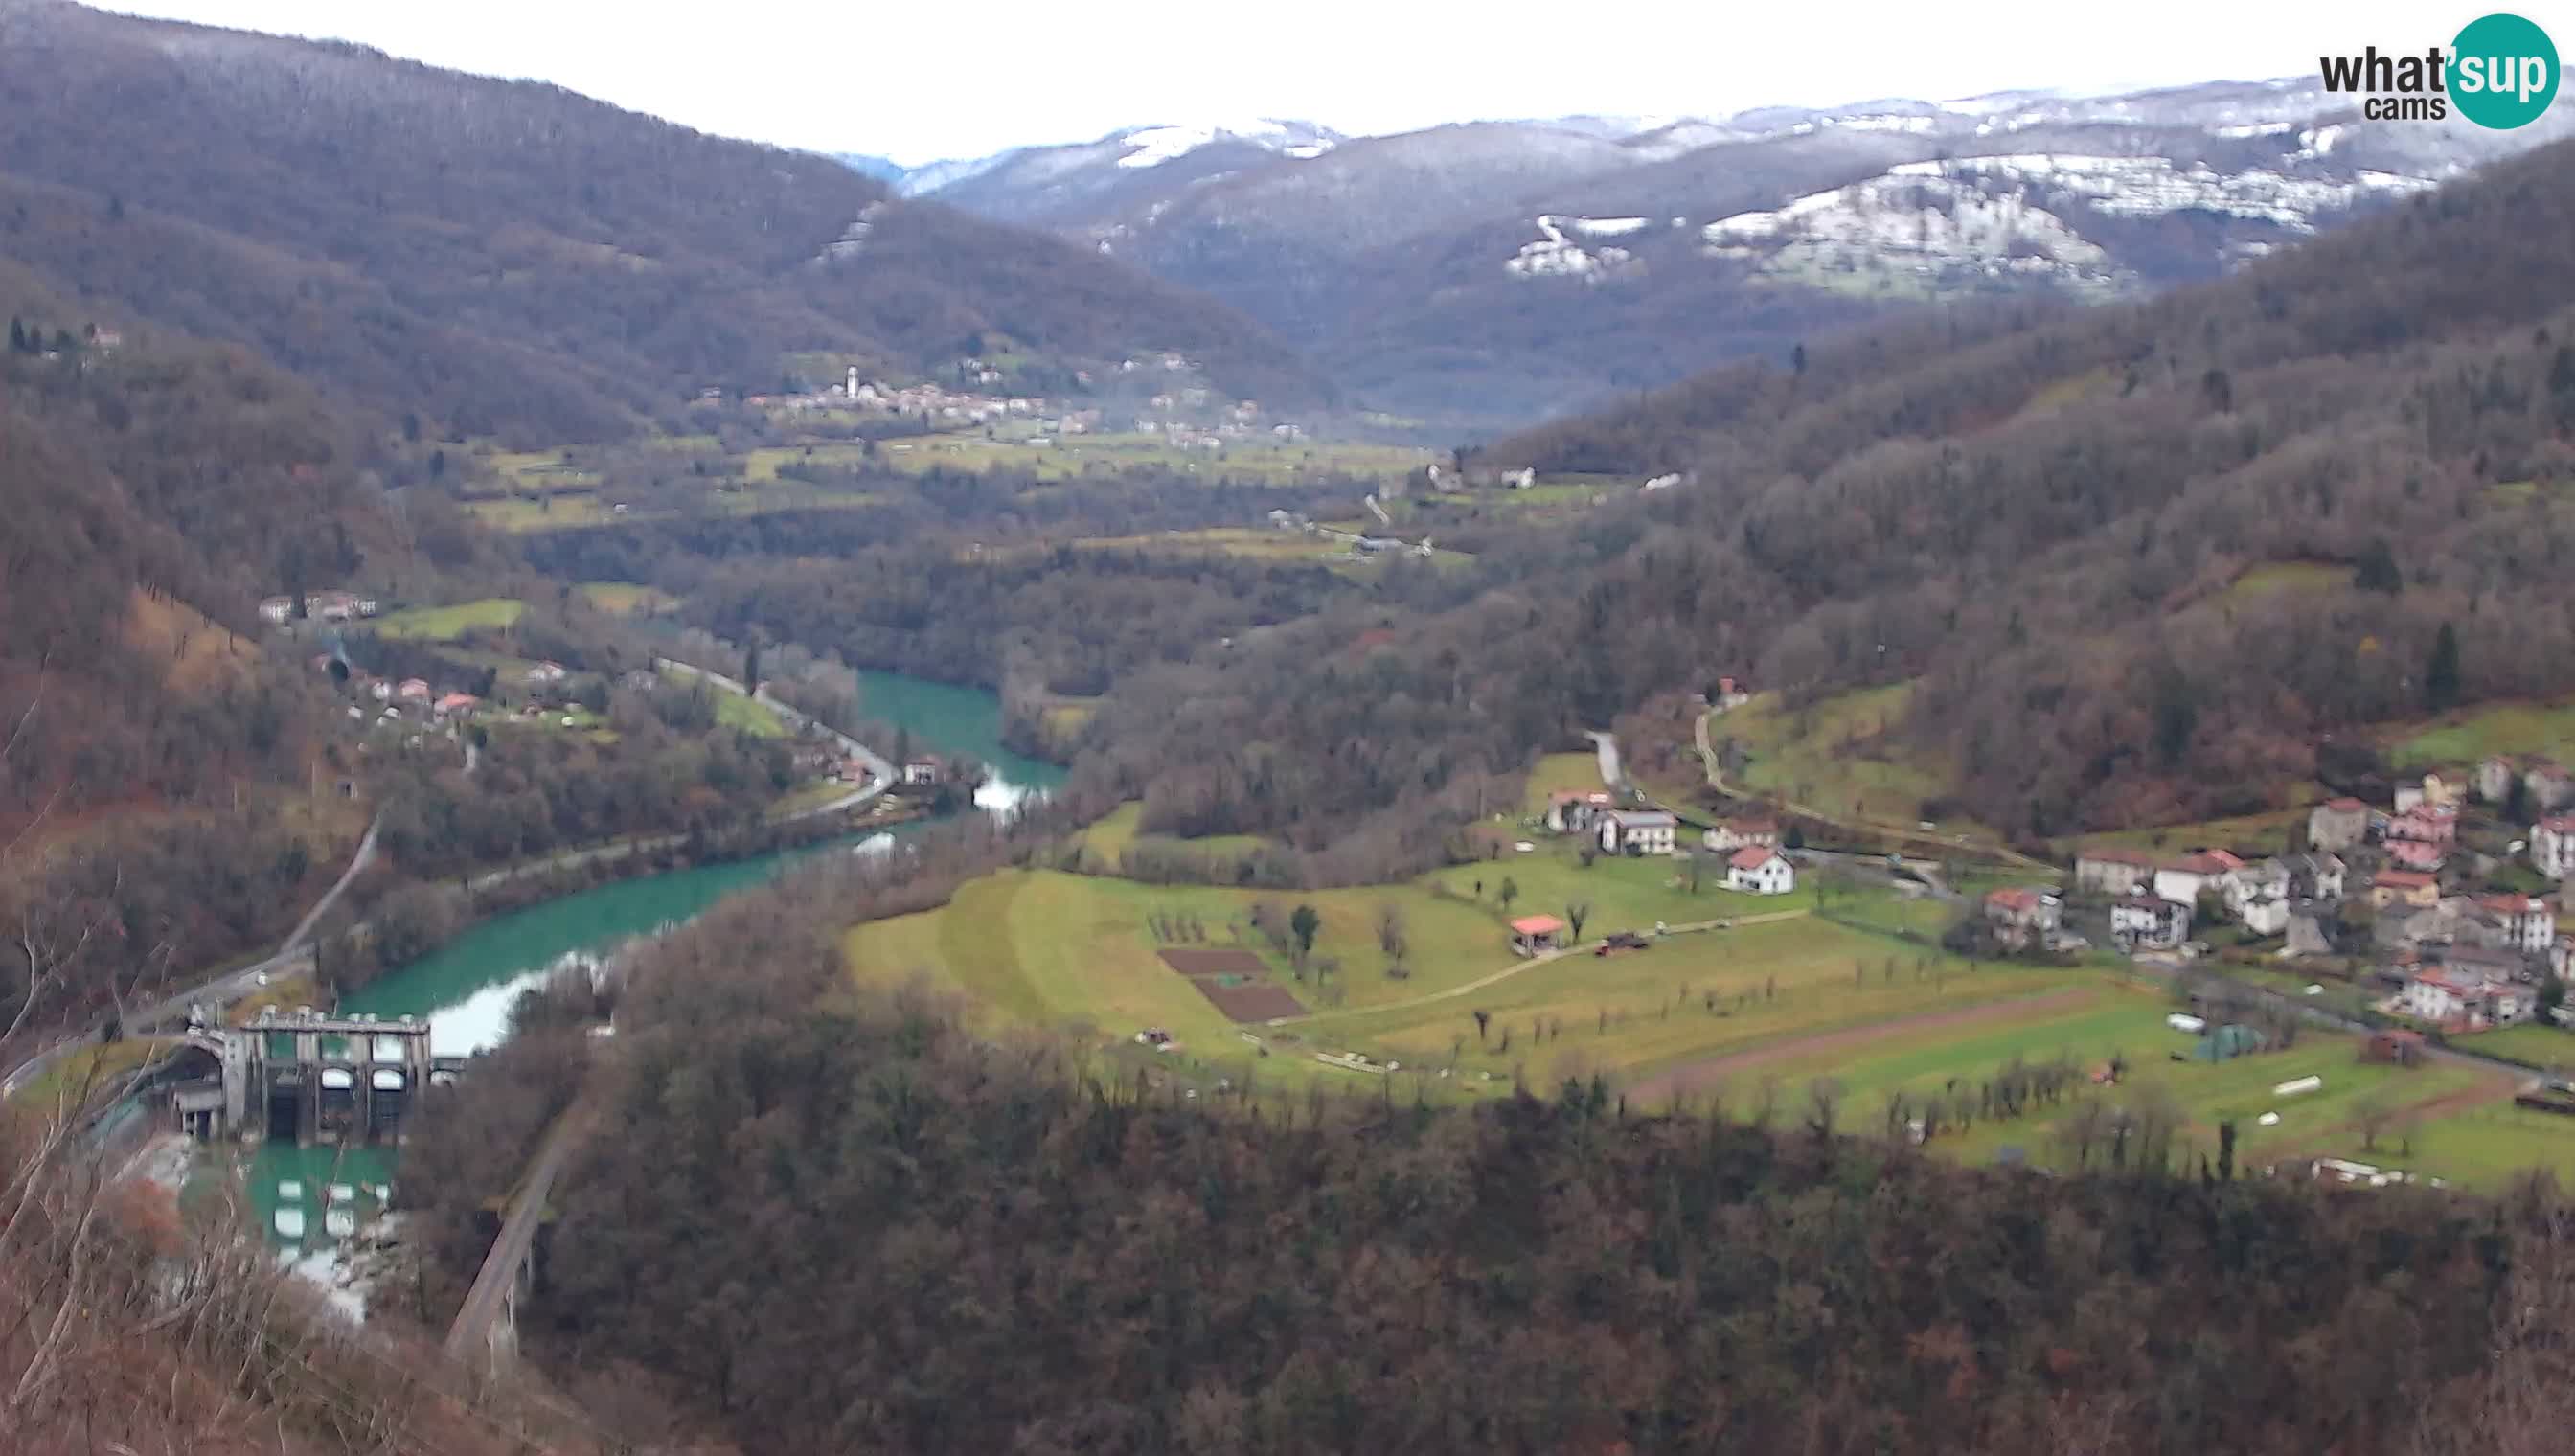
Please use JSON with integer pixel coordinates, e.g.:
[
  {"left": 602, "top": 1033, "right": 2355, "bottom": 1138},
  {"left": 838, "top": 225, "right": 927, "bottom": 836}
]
[
  {"left": 2355, "top": 537, "right": 2403, "bottom": 594},
  {"left": 2426, "top": 622, "right": 2462, "bottom": 713},
  {"left": 6, "top": 317, "right": 23, "bottom": 353},
  {"left": 1288, "top": 904, "right": 1321, "bottom": 962}
]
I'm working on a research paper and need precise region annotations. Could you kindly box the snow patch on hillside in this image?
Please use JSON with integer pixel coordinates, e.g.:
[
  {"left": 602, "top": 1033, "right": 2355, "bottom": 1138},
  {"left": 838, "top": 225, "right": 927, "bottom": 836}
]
[
  {"left": 1702, "top": 177, "right": 2113, "bottom": 287},
  {"left": 1888, "top": 153, "right": 2437, "bottom": 230},
  {"left": 1833, "top": 114, "right": 1940, "bottom": 133},
  {"left": 1506, "top": 215, "right": 1639, "bottom": 280},
  {"left": 1117, "top": 120, "right": 1338, "bottom": 169}
]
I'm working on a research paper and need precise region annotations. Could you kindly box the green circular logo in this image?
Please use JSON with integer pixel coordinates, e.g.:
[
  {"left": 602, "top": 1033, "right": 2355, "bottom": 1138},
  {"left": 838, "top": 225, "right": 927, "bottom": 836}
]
[{"left": 2451, "top": 12, "right": 2559, "bottom": 129}]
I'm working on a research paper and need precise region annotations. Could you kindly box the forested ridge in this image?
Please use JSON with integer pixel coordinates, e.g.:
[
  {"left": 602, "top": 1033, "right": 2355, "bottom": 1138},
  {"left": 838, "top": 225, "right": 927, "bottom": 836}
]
[
  {"left": 988, "top": 138, "right": 2575, "bottom": 858},
  {"left": 438, "top": 876, "right": 2575, "bottom": 1456},
  {"left": 0, "top": 0, "right": 1331, "bottom": 444}
]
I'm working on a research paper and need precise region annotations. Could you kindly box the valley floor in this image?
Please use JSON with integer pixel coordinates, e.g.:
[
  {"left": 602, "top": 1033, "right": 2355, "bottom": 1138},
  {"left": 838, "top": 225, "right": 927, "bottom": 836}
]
[{"left": 843, "top": 806, "right": 2567, "bottom": 1189}]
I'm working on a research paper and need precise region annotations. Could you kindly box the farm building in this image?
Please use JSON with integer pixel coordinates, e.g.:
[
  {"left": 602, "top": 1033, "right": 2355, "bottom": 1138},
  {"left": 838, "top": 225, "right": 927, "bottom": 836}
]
[
  {"left": 2362, "top": 1029, "right": 2427, "bottom": 1066},
  {"left": 1597, "top": 810, "right": 1677, "bottom": 856}
]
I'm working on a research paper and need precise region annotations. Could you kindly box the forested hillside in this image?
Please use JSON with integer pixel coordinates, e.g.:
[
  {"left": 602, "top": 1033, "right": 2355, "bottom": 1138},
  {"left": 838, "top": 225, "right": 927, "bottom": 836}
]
[
  {"left": 0, "top": 261, "right": 395, "bottom": 838},
  {"left": 1033, "top": 137, "right": 2575, "bottom": 859},
  {"left": 483, "top": 880, "right": 2575, "bottom": 1456},
  {"left": 0, "top": 0, "right": 1330, "bottom": 444}
]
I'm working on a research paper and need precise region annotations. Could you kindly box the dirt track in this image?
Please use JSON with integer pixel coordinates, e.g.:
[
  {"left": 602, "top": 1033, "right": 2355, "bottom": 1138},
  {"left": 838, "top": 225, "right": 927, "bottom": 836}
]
[
  {"left": 2260, "top": 1076, "right": 2523, "bottom": 1167},
  {"left": 1625, "top": 986, "right": 2100, "bottom": 1106}
]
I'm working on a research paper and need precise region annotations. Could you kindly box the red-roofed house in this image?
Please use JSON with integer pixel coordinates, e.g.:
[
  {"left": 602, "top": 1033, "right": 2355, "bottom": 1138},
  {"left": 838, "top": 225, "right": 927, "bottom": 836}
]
[
  {"left": 2073, "top": 846, "right": 2156, "bottom": 896},
  {"left": 2401, "top": 966, "right": 2528, "bottom": 1031},
  {"left": 2308, "top": 797, "right": 2371, "bottom": 852},
  {"left": 1725, "top": 847, "right": 1795, "bottom": 896},
  {"left": 2154, "top": 853, "right": 2239, "bottom": 908},
  {"left": 395, "top": 678, "right": 431, "bottom": 704},
  {"left": 1509, "top": 915, "right": 1566, "bottom": 956},
  {"left": 1982, "top": 887, "right": 2062, "bottom": 949},
  {"left": 2370, "top": 870, "right": 2441, "bottom": 910},
  {"left": 433, "top": 693, "right": 480, "bottom": 717}
]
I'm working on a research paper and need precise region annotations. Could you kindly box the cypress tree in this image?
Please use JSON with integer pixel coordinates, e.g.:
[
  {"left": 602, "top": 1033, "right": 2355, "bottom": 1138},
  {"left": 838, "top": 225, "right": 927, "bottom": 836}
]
[{"left": 2426, "top": 622, "right": 2462, "bottom": 713}]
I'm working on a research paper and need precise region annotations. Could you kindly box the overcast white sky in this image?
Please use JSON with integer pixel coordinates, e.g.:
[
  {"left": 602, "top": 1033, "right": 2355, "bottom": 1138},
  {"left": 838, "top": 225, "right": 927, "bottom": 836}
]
[{"left": 104, "top": 1, "right": 2549, "bottom": 164}]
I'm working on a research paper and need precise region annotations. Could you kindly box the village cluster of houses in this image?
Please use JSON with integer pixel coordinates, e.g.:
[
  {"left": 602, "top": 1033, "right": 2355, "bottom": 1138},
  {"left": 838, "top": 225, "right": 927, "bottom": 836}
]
[
  {"left": 310, "top": 652, "right": 577, "bottom": 734},
  {"left": 2057, "top": 758, "right": 2575, "bottom": 1034},
  {"left": 1539, "top": 793, "right": 1798, "bottom": 897},
  {"left": 733, "top": 353, "right": 1302, "bottom": 445}
]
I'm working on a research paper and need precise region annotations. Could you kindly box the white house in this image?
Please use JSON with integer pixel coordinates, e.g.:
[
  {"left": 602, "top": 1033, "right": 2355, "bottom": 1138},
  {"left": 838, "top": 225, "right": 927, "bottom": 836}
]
[
  {"left": 2224, "top": 859, "right": 2292, "bottom": 937},
  {"left": 1598, "top": 810, "right": 1678, "bottom": 856},
  {"left": 2153, "top": 851, "right": 2242, "bottom": 909},
  {"left": 2535, "top": 816, "right": 2575, "bottom": 880},
  {"left": 1725, "top": 847, "right": 1795, "bottom": 895},
  {"left": 2402, "top": 967, "right": 2528, "bottom": 1030},
  {"left": 258, "top": 596, "right": 294, "bottom": 625},
  {"left": 2109, "top": 896, "right": 2190, "bottom": 951},
  {"left": 901, "top": 759, "right": 943, "bottom": 786},
  {"left": 2480, "top": 894, "right": 2559, "bottom": 955}
]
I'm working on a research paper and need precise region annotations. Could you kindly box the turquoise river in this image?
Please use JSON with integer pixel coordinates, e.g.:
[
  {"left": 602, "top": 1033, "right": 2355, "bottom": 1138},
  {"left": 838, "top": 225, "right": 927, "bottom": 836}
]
[{"left": 245, "top": 671, "right": 1064, "bottom": 1264}]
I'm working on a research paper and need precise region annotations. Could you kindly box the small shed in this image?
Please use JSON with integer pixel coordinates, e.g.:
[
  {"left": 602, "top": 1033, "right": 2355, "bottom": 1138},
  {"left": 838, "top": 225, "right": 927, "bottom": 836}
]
[
  {"left": 2363, "top": 1029, "right": 2427, "bottom": 1067},
  {"left": 1509, "top": 915, "right": 1566, "bottom": 957}
]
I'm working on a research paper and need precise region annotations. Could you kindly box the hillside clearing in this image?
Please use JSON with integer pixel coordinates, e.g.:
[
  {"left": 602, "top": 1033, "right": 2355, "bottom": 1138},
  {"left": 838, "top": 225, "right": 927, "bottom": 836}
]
[{"left": 372, "top": 598, "right": 525, "bottom": 640}]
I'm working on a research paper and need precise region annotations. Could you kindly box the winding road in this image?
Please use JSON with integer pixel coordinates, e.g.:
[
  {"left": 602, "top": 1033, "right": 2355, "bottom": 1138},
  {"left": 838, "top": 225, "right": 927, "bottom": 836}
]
[
  {"left": 2, "top": 808, "right": 385, "bottom": 1099},
  {"left": 8, "top": 661, "right": 891, "bottom": 1102}
]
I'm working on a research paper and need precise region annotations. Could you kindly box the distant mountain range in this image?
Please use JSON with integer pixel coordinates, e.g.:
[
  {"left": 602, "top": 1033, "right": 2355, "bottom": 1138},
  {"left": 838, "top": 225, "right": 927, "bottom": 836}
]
[{"left": 863, "top": 84, "right": 2573, "bottom": 426}]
